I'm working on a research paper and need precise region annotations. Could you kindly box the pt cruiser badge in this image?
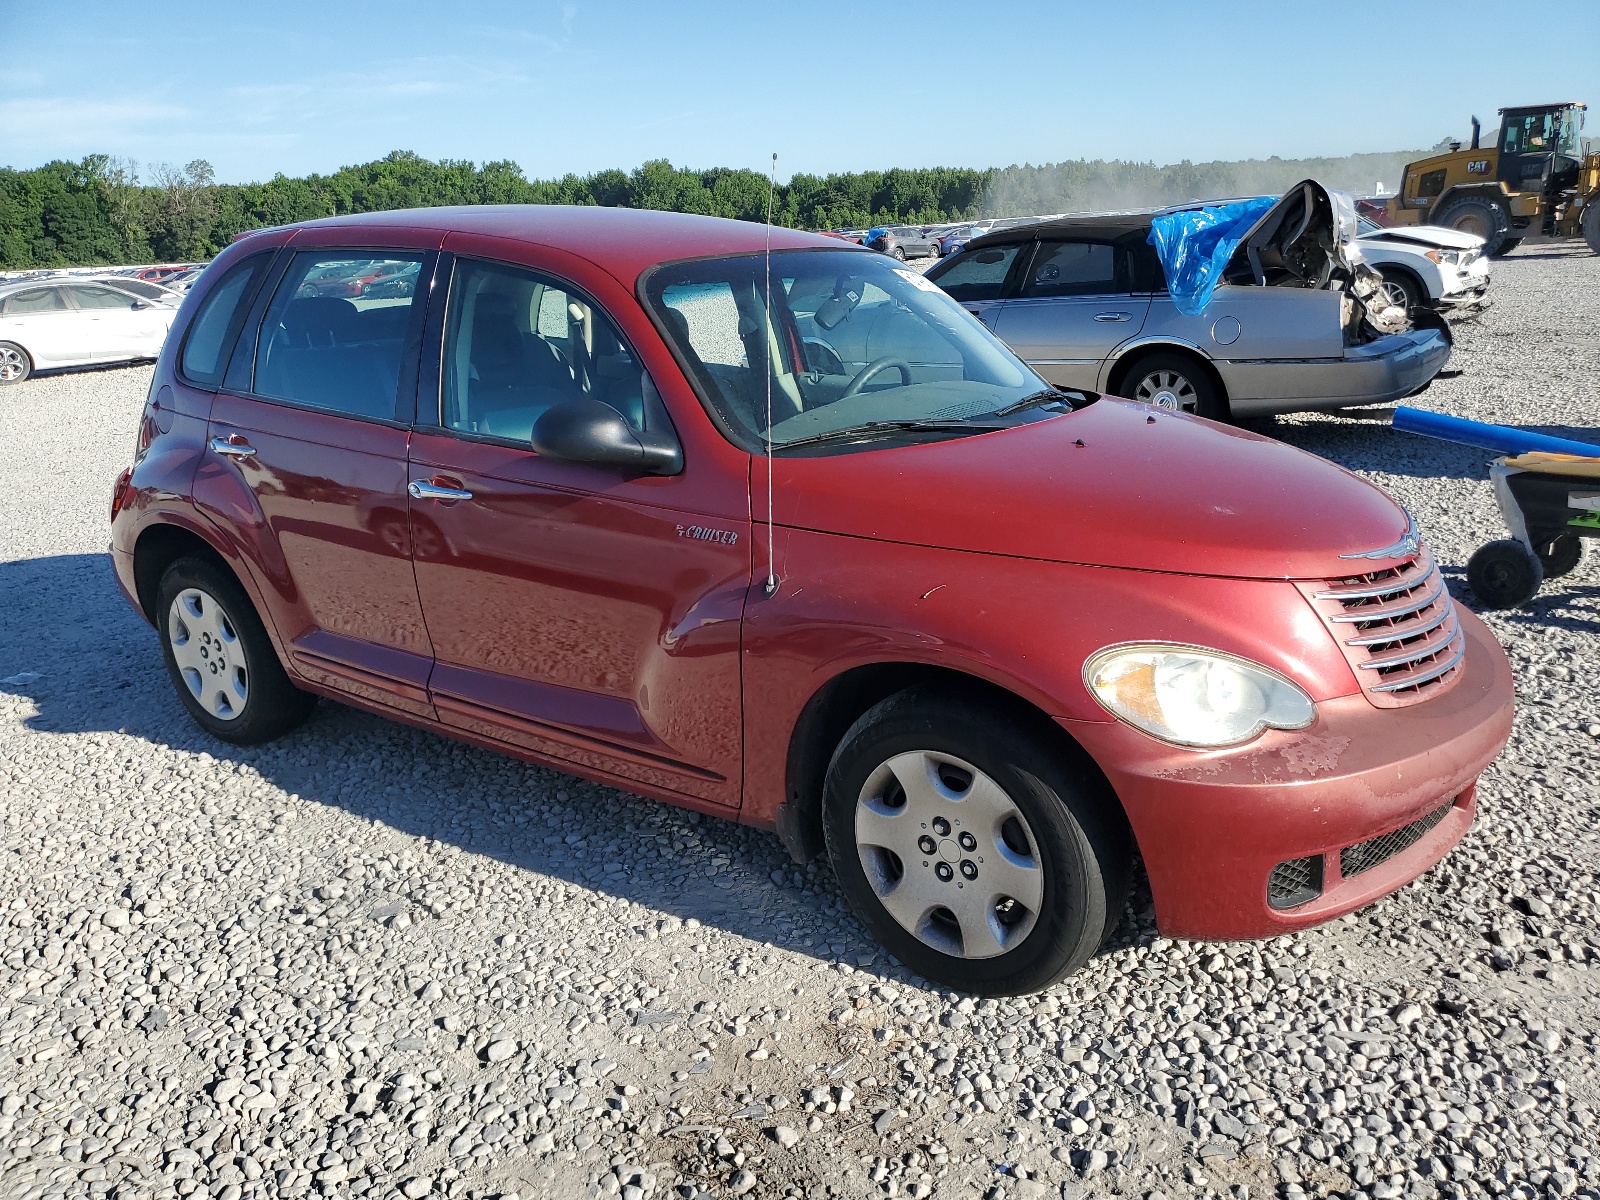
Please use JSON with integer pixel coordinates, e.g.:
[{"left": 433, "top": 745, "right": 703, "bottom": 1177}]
[{"left": 677, "top": 524, "right": 738, "bottom": 545}]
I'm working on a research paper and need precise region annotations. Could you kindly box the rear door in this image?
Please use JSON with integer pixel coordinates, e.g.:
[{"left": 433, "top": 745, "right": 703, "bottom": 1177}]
[
  {"left": 989, "top": 239, "right": 1151, "bottom": 389},
  {"left": 62, "top": 284, "right": 171, "bottom": 359},
  {"left": 192, "top": 234, "right": 444, "bottom": 716},
  {"left": 0, "top": 286, "right": 80, "bottom": 366}
]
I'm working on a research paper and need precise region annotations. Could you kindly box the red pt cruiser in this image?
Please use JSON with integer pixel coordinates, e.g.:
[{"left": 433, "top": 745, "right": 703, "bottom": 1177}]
[{"left": 109, "top": 208, "right": 1513, "bottom": 994}]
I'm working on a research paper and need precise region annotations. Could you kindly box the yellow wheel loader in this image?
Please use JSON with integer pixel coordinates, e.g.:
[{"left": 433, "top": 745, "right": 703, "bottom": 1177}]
[{"left": 1385, "top": 102, "right": 1599, "bottom": 256}]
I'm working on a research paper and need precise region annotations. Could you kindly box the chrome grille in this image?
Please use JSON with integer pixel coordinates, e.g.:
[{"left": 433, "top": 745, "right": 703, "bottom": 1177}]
[{"left": 1301, "top": 547, "right": 1465, "bottom": 709}]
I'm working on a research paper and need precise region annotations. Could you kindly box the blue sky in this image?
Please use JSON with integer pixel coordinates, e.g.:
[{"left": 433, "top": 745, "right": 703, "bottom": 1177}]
[{"left": 4, "top": 0, "right": 1597, "bottom": 184}]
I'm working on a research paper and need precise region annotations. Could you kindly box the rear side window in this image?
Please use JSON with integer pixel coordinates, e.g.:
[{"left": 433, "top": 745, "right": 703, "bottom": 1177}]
[
  {"left": 2, "top": 288, "right": 67, "bottom": 315},
  {"left": 1021, "top": 241, "right": 1120, "bottom": 298},
  {"left": 930, "top": 246, "right": 1021, "bottom": 301},
  {"left": 253, "top": 251, "right": 425, "bottom": 420},
  {"left": 181, "top": 255, "right": 271, "bottom": 387},
  {"left": 64, "top": 285, "right": 139, "bottom": 311},
  {"left": 441, "top": 258, "right": 653, "bottom": 442}
]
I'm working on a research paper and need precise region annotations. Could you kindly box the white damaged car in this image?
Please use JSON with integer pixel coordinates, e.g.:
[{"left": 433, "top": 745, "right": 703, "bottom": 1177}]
[{"left": 1355, "top": 217, "right": 1491, "bottom": 319}]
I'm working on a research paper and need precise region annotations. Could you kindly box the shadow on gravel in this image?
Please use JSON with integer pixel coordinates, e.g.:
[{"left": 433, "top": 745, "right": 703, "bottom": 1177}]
[
  {"left": 1, "top": 552, "right": 1153, "bottom": 989},
  {"left": 1258, "top": 414, "right": 1600, "bottom": 481}
]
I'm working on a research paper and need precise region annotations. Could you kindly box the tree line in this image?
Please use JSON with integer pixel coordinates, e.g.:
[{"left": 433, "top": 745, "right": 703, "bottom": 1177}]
[{"left": 0, "top": 146, "right": 1432, "bottom": 269}]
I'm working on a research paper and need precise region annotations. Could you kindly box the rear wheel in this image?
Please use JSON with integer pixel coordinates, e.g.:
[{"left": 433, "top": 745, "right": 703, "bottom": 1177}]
[
  {"left": 1584, "top": 206, "right": 1600, "bottom": 256},
  {"left": 0, "top": 342, "right": 31, "bottom": 384},
  {"left": 1536, "top": 532, "right": 1585, "bottom": 579},
  {"left": 891, "top": 246, "right": 906, "bottom": 261},
  {"left": 822, "top": 688, "right": 1130, "bottom": 995},
  {"left": 1124, "top": 352, "right": 1226, "bottom": 421},
  {"left": 1433, "top": 196, "right": 1511, "bottom": 256},
  {"left": 1466, "top": 539, "right": 1544, "bottom": 610},
  {"left": 156, "top": 557, "right": 317, "bottom": 743}
]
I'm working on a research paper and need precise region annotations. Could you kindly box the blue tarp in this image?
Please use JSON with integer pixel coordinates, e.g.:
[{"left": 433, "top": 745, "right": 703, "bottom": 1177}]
[{"left": 1147, "top": 196, "right": 1277, "bottom": 317}]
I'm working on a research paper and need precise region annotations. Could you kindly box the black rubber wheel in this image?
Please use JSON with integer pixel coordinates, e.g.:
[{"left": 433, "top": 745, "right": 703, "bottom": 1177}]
[
  {"left": 1584, "top": 206, "right": 1600, "bottom": 256},
  {"left": 1433, "top": 196, "right": 1511, "bottom": 256},
  {"left": 1535, "top": 532, "right": 1585, "bottom": 579},
  {"left": 1122, "top": 351, "right": 1227, "bottom": 421},
  {"left": 1375, "top": 267, "right": 1422, "bottom": 312},
  {"left": 156, "top": 556, "right": 317, "bottom": 744},
  {"left": 0, "top": 341, "right": 32, "bottom": 385},
  {"left": 822, "top": 687, "right": 1131, "bottom": 995},
  {"left": 1466, "top": 539, "right": 1544, "bottom": 610}
]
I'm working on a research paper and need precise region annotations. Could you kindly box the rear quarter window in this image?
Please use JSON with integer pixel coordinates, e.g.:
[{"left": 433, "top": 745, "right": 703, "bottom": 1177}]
[{"left": 181, "top": 255, "right": 274, "bottom": 387}]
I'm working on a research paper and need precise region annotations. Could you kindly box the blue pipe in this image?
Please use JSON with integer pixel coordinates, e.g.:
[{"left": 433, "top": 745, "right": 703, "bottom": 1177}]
[{"left": 1392, "top": 407, "right": 1600, "bottom": 458}]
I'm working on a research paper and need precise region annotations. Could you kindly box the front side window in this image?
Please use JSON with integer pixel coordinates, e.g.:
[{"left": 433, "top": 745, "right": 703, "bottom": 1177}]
[
  {"left": 253, "top": 251, "right": 425, "bottom": 420},
  {"left": 2, "top": 288, "right": 67, "bottom": 315},
  {"left": 441, "top": 259, "right": 653, "bottom": 442},
  {"left": 646, "top": 248, "right": 1049, "bottom": 453},
  {"left": 64, "top": 284, "right": 140, "bottom": 311},
  {"left": 927, "top": 245, "right": 1022, "bottom": 301},
  {"left": 1020, "top": 241, "right": 1120, "bottom": 298}
]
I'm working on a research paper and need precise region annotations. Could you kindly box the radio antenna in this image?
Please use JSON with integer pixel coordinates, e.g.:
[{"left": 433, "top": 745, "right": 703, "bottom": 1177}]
[{"left": 762, "top": 151, "right": 779, "bottom": 596}]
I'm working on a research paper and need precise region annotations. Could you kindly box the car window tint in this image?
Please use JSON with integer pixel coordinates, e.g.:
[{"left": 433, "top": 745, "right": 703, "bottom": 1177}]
[
  {"left": 65, "top": 284, "right": 139, "bottom": 311},
  {"left": 182, "top": 255, "right": 270, "bottom": 388},
  {"left": 3, "top": 288, "right": 67, "bottom": 315},
  {"left": 442, "top": 258, "right": 651, "bottom": 442},
  {"left": 253, "top": 251, "right": 424, "bottom": 420},
  {"left": 930, "top": 245, "right": 1020, "bottom": 301},
  {"left": 1022, "top": 242, "right": 1119, "bottom": 298}
]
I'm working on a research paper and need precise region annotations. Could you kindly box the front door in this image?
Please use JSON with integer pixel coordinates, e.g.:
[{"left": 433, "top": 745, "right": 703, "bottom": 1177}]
[
  {"left": 193, "top": 244, "right": 439, "bottom": 715},
  {"left": 408, "top": 252, "right": 747, "bottom": 807},
  {"left": 990, "top": 239, "right": 1151, "bottom": 390},
  {"left": 0, "top": 286, "right": 78, "bottom": 366},
  {"left": 928, "top": 242, "right": 1028, "bottom": 330}
]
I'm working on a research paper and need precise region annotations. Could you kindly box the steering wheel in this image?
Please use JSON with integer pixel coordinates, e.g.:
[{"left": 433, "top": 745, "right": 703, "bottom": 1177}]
[{"left": 839, "top": 356, "right": 913, "bottom": 400}]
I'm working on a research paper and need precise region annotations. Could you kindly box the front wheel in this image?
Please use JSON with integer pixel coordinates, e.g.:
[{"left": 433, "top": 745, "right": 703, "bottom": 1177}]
[
  {"left": 156, "top": 557, "right": 317, "bottom": 743},
  {"left": 1434, "top": 196, "right": 1511, "bottom": 256},
  {"left": 1584, "top": 206, "right": 1600, "bottom": 256},
  {"left": 1375, "top": 268, "right": 1422, "bottom": 312},
  {"left": 822, "top": 689, "right": 1130, "bottom": 995}
]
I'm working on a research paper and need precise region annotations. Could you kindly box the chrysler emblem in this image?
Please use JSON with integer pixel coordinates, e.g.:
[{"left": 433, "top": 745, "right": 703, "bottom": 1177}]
[{"left": 1340, "top": 511, "right": 1421, "bottom": 561}]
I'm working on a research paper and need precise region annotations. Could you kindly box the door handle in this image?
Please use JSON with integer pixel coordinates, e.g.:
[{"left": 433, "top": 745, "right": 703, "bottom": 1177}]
[
  {"left": 209, "top": 436, "right": 256, "bottom": 459},
  {"left": 1093, "top": 312, "right": 1132, "bottom": 323},
  {"left": 408, "top": 479, "right": 473, "bottom": 501}
]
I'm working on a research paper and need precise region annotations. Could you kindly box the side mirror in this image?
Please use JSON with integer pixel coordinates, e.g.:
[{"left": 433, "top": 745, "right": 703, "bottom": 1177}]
[
  {"left": 531, "top": 399, "right": 683, "bottom": 476},
  {"left": 132, "top": 300, "right": 151, "bottom": 309}
]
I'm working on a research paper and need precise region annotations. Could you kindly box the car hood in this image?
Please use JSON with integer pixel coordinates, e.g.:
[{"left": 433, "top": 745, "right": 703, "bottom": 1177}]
[
  {"left": 771, "top": 398, "right": 1412, "bottom": 580},
  {"left": 1359, "top": 225, "right": 1485, "bottom": 251}
]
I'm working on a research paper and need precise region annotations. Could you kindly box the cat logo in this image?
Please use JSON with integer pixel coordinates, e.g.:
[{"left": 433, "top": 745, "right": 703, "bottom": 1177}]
[{"left": 1467, "top": 159, "right": 1491, "bottom": 174}]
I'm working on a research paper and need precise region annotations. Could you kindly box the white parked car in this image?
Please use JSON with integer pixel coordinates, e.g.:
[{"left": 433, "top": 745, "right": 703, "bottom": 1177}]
[
  {"left": 0, "top": 280, "right": 176, "bottom": 384},
  {"left": 1354, "top": 217, "right": 1490, "bottom": 318}
]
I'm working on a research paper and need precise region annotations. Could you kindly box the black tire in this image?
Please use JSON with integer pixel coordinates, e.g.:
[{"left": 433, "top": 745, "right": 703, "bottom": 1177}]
[
  {"left": 1498, "top": 238, "right": 1523, "bottom": 255},
  {"left": 822, "top": 688, "right": 1131, "bottom": 995},
  {"left": 1466, "top": 539, "right": 1544, "bottom": 610},
  {"left": 1535, "top": 532, "right": 1585, "bottom": 579},
  {"left": 1374, "top": 266, "right": 1423, "bottom": 311},
  {"left": 1433, "top": 195, "right": 1511, "bottom": 256},
  {"left": 1120, "top": 351, "right": 1227, "bottom": 421},
  {"left": 0, "top": 341, "right": 32, "bottom": 385},
  {"left": 891, "top": 246, "right": 906, "bottom": 261},
  {"left": 1584, "top": 206, "right": 1600, "bottom": 256},
  {"left": 156, "top": 556, "right": 317, "bottom": 744}
]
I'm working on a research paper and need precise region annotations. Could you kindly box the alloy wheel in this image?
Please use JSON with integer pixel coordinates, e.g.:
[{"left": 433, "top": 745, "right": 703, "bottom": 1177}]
[
  {"left": 1377, "top": 279, "right": 1411, "bottom": 310},
  {"left": 0, "top": 347, "right": 26, "bottom": 382},
  {"left": 167, "top": 587, "right": 249, "bottom": 721},
  {"left": 1134, "top": 368, "right": 1196, "bottom": 412},
  {"left": 854, "top": 750, "right": 1043, "bottom": 959}
]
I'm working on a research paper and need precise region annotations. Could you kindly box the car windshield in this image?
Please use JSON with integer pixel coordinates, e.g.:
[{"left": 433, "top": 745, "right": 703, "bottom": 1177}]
[
  {"left": 644, "top": 249, "right": 1051, "bottom": 452},
  {"left": 1357, "top": 217, "right": 1382, "bottom": 236}
]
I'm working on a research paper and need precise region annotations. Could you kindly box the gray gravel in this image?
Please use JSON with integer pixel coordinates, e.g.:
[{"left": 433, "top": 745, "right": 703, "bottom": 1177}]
[{"left": 2, "top": 245, "right": 1599, "bottom": 1200}]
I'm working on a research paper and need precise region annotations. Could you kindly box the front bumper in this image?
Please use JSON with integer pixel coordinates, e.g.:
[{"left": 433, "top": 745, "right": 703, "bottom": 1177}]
[{"left": 1060, "top": 605, "right": 1513, "bottom": 940}]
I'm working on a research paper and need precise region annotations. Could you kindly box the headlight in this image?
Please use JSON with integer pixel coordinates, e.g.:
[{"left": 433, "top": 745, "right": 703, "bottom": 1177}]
[
  {"left": 1084, "top": 644, "right": 1316, "bottom": 749},
  {"left": 1425, "top": 249, "right": 1462, "bottom": 267}
]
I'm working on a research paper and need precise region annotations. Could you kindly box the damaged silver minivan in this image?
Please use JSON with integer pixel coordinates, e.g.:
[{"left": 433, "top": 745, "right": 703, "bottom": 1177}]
[{"left": 924, "top": 181, "right": 1451, "bottom": 420}]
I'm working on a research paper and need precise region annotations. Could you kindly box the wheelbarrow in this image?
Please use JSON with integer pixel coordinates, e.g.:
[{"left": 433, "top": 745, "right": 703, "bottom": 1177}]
[{"left": 1392, "top": 407, "right": 1600, "bottom": 609}]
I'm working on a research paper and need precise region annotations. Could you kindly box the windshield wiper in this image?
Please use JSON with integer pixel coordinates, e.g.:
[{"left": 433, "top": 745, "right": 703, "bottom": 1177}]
[
  {"left": 991, "top": 388, "right": 1082, "bottom": 417},
  {"left": 772, "top": 417, "right": 1008, "bottom": 452}
]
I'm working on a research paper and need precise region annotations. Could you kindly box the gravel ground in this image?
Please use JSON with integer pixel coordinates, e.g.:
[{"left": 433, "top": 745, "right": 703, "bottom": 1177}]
[{"left": 2, "top": 245, "right": 1599, "bottom": 1200}]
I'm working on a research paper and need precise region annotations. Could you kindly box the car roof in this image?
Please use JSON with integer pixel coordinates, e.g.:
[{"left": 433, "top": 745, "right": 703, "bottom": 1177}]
[
  {"left": 964, "top": 211, "right": 1156, "bottom": 247},
  {"left": 281, "top": 205, "right": 855, "bottom": 282}
]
